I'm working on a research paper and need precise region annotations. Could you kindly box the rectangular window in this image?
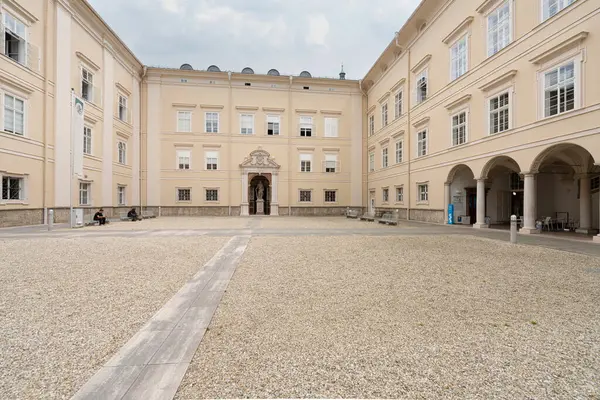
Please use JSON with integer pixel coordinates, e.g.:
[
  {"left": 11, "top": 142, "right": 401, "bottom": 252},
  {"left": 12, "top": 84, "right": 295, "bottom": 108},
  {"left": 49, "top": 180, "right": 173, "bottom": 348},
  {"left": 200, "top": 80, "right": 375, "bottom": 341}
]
[
  {"left": 416, "top": 69, "right": 428, "bottom": 104},
  {"left": 369, "top": 115, "right": 375, "bottom": 136},
  {"left": 381, "top": 103, "right": 388, "bottom": 127},
  {"left": 488, "top": 1, "right": 511, "bottom": 56},
  {"left": 543, "top": 0, "right": 576, "bottom": 21},
  {"left": 118, "top": 95, "right": 128, "bottom": 122},
  {"left": 177, "top": 111, "right": 192, "bottom": 132},
  {"left": 451, "top": 36, "right": 468, "bottom": 80},
  {"left": 396, "top": 186, "right": 404, "bottom": 202},
  {"left": 300, "top": 153, "right": 312, "bottom": 172},
  {"left": 417, "top": 130, "right": 427, "bottom": 157},
  {"left": 418, "top": 184, "right": 429, "bottom": 202},
  {"left": 324, "top": 154, "right": 337, "bottom": 173},
  {"left": 509, "top": 172, "right": 524, "bottom": 191},
  {"left": 81, "top": 68, "right": 94, "bottom": 102},
  {"left": 118, "top": 141, "right": 127, "bottom": 164},
  {"left": 299, "top": 116, "right": 313, "bottom": 137},
  {"left": 382, "top": 148, "right": 388, "bottom": 168},
  {"left": 178, "top": 188, "right": 191, "bottom": 202},
  {"left": 3, "top": 13, "right": 27, "bottom": 65},
  {"left": 206, "top": 189, "right": 219, "bottom": 201},
  {"left": 324, "top": 190, "right": 337, "bottom": 203},
  {"left": 394, "top": 91, "right": 403, "bottom": 118},
  {"left": 240, "top": 114, "right": 254, "bottom": 134},
  {"left": 395, "top": 140, "right": 403, "bottom": 164},
  {"left": 299, "top": 190, "right": 312, "bottom": 202},
  {"left": 369, "top": 152, "right": 375, "bottom": 172},
  {"left": 79, "top": 182, "right": 90, "bottom": 205},
  {"left": 267, "top": 115, "right": 280, "bottom": 135},
  {"left": 591, "top": 176, "right": 599, "bottom": 192},
  {"left": 205, "top": 151, "right": 218, "bottom": 170},
  {"left": 3, "top": 94, "right": 25, "bottom": 135},
  {"left": 205, "top": 112, "right": 219, "bottom": 133},
  {"left": 83, "top": 126, "right": 92, "bottom": 155},
  {"left": 1, "top": 176, "right": 23, "bottom": 200},
  {"left": 117, "top": 185, "right": 126, "bottom": 206},
  {"left": 490, "top": 92, "right": 510, "bottom": 134},
  {"left": 382, "top": 188, "right": 389, "bottom": 202},
  {"left": 452, "top": 111, "right": 467, "bottom": 146},
  {"left": 177, "top": 150, "right": 191, "bottom": 170},
  {"left": 544, "top": 61, "right": 575, "bottom": 117},
  {"left": 324, "top": 117, "right": 338, "bottom": 138}
]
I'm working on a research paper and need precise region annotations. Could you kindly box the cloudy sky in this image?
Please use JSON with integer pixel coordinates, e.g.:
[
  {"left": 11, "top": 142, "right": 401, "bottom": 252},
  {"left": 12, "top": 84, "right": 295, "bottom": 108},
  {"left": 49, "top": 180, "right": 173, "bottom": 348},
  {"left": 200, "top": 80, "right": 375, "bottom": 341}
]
[{"left": 87, "top": 0, "right": 421, "bottom": 79}]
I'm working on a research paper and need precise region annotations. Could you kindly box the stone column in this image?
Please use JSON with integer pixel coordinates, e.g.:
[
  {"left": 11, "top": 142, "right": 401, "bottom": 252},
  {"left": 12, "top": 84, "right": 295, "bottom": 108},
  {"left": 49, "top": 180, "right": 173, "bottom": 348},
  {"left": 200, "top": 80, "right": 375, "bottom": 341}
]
[
  {"left": 473, "top": 179, "right": 488, "bottom": 228},
  {"left": 271, "top": 172, "right": 279, "bottom": 216},
  {"left": 595, "top": 191, "right": 600, "bottom": 243},
  {"left": 577, "top": 175, "right": 596, "bottom": 234},
  {"left": 520, "top": 173, "right": 538, "bottom": 234},
  {"left": 240, "top": 172, "right": 249, "bottom": 216},
  {"left": 444, "top": 182, "right": 451, "bottom": 224}
]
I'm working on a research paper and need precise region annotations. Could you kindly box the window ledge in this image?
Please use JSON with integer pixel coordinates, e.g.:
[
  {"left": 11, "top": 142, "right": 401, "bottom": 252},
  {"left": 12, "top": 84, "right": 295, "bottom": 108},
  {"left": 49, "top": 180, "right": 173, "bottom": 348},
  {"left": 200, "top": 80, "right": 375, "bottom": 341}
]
[
  {"left": 539, "top": 107, "right": 580, "bottom": 123},
  {"left": 0, "top": 201, "right": 29, "bottom": 205},
  {"left": 416, "top": 201, "right": 430, "bottom": 206}
]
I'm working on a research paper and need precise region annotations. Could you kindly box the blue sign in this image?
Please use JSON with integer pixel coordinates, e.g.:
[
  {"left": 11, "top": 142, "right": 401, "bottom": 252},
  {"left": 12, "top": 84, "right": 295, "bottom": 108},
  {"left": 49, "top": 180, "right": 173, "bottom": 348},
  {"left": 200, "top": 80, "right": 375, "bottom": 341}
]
[{"left": 448, "top": 204, "right": 454, "bottom": 225}]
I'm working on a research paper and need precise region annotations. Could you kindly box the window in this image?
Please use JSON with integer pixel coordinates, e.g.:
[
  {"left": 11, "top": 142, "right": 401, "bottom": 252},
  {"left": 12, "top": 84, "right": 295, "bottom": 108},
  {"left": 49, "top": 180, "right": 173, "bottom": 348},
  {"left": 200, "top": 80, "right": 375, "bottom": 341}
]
[
  {"left": 300, "top": 153, "right": 312, "bottom": 172},
  {"left": 83, "top": 126, "right": 92, "bottom": 155},
  {"left": 324, "top": 154, "right": 337, "bottom": 173},
  {"left": 117, "top": 186, "right": 126, "bottom": 206},
  {"left": 489, "top": 92, "right": 510, "bottom": 134},
  {"left": 418, "top": 184, "right": 429, "bottom": 202},
  {"left": 79, "top": 182, "right": 90, "bottom": 205},
  {"left": 369, "top": 115, "right": 375, "bottom": 136},
  {"left": 118, "top": 95, "right": 128, "bottom": 122},
  {"left": 488, "top": 1, "right": 511, "bottom": 57},
  {"left": 452, "top": 111, "right": 467, "bottom": 146},
  {"left": 299, "top": 116, "right": 313, "bottom": 137},
  {"left": 416, "top": 70, "right": 428, "bottom": 104},
  {"left": 81, "top": 68, "right": 94, "bottom": 102},
  {"left": 177, "top": 150, "right": 191, "bottom": 170},
  {"left": 417, "top": 130, "right": 427, "bottom": 157},
  {"left": 395, "top": 140, "right": 403, "bottom": 164},
  {"left": 382, "top": 148, "right": 388, "bottom": 168},
  {"left": 3, "top": 12, "right": 27, "bottom": 65},
  {"left": 543, "top": 0, "right": 576, "bottom": 21},
  {"left": 205, "top": 112, "right": 219, "bottom": 133},
  {"left": 544, "top": 61, "right": 575, "bottom": 117},
  {"left": 591, "top": 176, "right": 599, "bottom": 193},
  {"left": 381, "top": 103, "right": 388, "bottom": 127},
  {"left": 382, "top": 188, "right": 389, "bottom": 202},
  {"left": 177, "top": 111, "right": 192, "bottom": 132},
  {"left": 324, "top": 117, "right": 338, "bottom": 138},
  {"left": 267, "top": 115, "right": 280, "bottom": 135},
  {"left": 1, "top": 176, "right": 23, "bottom": 200},
  {"left": 299, "top": 190, "right": 312, "bottom": 202},
  {"left": 369, "top": 152, "right": 375, "bottom": 172},
  {"left": 118, "top": 142, "right": 127, "bottom": 164},
  {"left": 178, "top": 188, "right": 191, "bottom": 201},
  {"left": 451, "top": 36, "right": 468, "bottom": 80},
  {"left": 394, "top": 91, "right": 403, "bottom": 118},
  {"left": 509, "top": 173, "right": 523, "bottom": 191},
  {"left": 206, "top": 151, "right": 218, "bottom": 170},
  {"left": 3, "top": 94, "right": 25, "bottom": 135},
  {"left": 240, "top": 114, "right": 254, "bottom": 134},
  {"left": 396, "top": 186, "right": 404, "bottom": 203},
  {"left": 324, "top": 190, "right": 337, "bottom": 203},
  {"left": 206, "top": 189, "right": 219, "bottom": 201}
]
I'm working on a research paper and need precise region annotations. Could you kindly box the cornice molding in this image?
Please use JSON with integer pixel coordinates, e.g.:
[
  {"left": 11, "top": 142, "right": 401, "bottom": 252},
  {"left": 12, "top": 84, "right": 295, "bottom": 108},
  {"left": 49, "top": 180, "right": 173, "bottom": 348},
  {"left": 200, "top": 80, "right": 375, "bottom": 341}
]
[
  {"left": 478, "top": 70, "right": 517, "bottom": 92},
  {"left": 172, "top": 103, "right": 197, "bottom": 109},
  {"left": 411, "top": 55, "right": 431, "bottom": 73},
  {"left": 320, "top": 110, "right": 342, "bottom": 115},
  {"left": 379, "top": 138, "right": 390, "bottom": 146},
  {"left": 412, "top": 116, "right": 430, "bottom": 127},
  {"left": 200, "top": 104, "right": 224, "bottom": 110},
  {"left": 445, "top": 94, "right": 472, "bottom": 110},
  {"left": 295, "top": 109, "right": 317, "bottom": 114},
  {"left": 442, "top": 17, "right": 474, "bottom": 44},
  {"left": 173, "top": 143, "right": 194, "bottom": 147},
  {"left": 76, "top": 51, "right": 100, "bottom": 71},
  {"left": 391, "top": 78, "right": 406, "bottom": 93},
  {"left": 322, "top": 147, "right": 340, "bottom": 152},
  {"left": 367, "top": 105, "right": 376, "bottom": 114},
  {"left": 476, "top": 0, "right": 505, "bottom": 14},
  {"left": 392, "top": 130, "right": 405, "bottom": 139},
  {"left": 3, "top": 0, "right": 39, "bottom": 23},
  {"left": 115, "top": 82, "right": 131, "bottom": 96},
  {"left": 378, "top": 91, "right": 391, "bottom": 103},
  {"left": 296, "top": 147, "right": 315, "bottom": 151},
  {"left": 262, "top": 107, "right": 285, "bottom": 112},
  {"left": 202, "top": 144, "right": 222, "bottom": 148},
  {"left": 235, "top": 106, "right": 259, "bottom": 111},
  {"left": 0, "top": 73, "right": 36, "bottom": 95},
  {"left": 529, "top": 31, "right": 588, "bottom": 64}
]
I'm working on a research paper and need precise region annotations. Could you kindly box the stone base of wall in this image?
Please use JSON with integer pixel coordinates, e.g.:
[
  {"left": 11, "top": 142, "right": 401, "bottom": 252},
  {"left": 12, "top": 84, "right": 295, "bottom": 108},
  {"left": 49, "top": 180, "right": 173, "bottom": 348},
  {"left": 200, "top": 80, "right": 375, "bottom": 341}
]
[
  {"left": 375, "top": 207, "right": 408, "bottom": 219},
  {"left": 158, "top": 206, "right": 231, "bottom": 217},
  {"left": 283, "top": 207, "right": 349, "bottom": 217},
  {"left": 0, "top": 209, "right": 45, "bottom": 227},
  {"left": 409, "top": 208, "right": 444, "bottom": 224}
]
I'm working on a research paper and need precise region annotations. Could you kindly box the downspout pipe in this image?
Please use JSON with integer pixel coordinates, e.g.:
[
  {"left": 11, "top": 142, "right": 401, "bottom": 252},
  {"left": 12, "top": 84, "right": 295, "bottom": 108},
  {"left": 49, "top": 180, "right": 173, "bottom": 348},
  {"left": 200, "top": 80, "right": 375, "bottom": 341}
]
[
  {"left": 140, "top": 66, "right": 147, "bottom": 212},
  {"left": 359, "top": 79, "right": 368, "bottom": 214}
]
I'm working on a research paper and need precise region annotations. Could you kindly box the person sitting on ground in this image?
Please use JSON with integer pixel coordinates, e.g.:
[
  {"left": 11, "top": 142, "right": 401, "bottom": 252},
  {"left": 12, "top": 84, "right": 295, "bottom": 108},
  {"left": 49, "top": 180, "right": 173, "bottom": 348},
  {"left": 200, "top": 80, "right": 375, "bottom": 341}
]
[
  {"left": 127, "top": 207, "right": 141, "bottom": 221},
  {"left": 93, "top": 209, "right": 106, "bottom": 225}
]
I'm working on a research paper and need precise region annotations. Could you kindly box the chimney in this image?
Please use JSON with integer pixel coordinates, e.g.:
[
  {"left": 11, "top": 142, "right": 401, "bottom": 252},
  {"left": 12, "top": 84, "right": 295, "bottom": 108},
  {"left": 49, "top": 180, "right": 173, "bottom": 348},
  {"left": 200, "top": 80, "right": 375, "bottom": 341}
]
[{"left": 339, "top": 63, "right": 346, "bottom": 80}]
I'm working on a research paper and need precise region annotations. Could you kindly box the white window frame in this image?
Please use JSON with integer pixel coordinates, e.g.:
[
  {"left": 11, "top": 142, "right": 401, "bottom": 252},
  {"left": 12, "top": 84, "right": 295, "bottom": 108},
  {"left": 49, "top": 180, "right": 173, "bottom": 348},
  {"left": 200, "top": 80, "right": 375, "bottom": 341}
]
[
  {"left": 205, "top": 112, "right": 219, "bottom": 133},
  {"left": 394, "top": 90, "right": 403, "bottom": 119},
  {"left": 369, "top": 152, "right": 375, "bottom": 172},
  {"left": 542, "top": 0, "right": 576, "bottom": 22},
  {"left": 118, "top": 95, "right": 128, "bottom": 122},
  {"left": 177, "top": 188, "right": 192, "bottom": 202},
  {"left": 368, "top": 114, "right": 375, "bottom": 136},
  {"left": 488, "top": 89, "right": 512, "bottom": 135},
  {"left": 382, "top": 147, "right": 388, "bottom": 168},
  {"left": 83, "top": 125, "right": 92, "bottom": 155},
  {"left": 417, "top": 129, "right": 428, "bottom": 158},
  {"left": 415, "top": 69, "right": 428, "bottom": 104},
  {"left": 299, "top": 116, "right": 313, "bottom": 137},
  {"left": 1, "top": 174, "right": 25, "bottom": 202},
  {"left": 299, "top": 189, "right": 312, "bottom": 203},
  {"left": 381, "top": 103, "right": 388, "bottom": 127},
  {"left": 382, "top": 187, "right": 389, "bottom": 203},
  {"left": 324, "top": 190, "right": 337, "bottom": 203},
  {"left": 79, "top": 182, "right": 91, "bottom": 206},
  {"left": 395, "top": 140, "right": 403, "bottom": 164},
  {"left": 540, "top": 57, "right": 580, "bottom": 119},
  {"left": 117, "top": 141, "right": 127, "bottom": 164},
  {"left": 176, "top": 149, "right": 191, "bottom": 170},
  {"left": 324, "top": 117, "right": 338, "bottom": 138},
  {"left": 450, "top": 35, "right": 468, "bottom": 81},
  {"left": 417, "top": 183, "right": 429, "bottom": 204},
  {"left": 117, "top": 185, "right": 126, "bottom": 206},
  {"left": 81, "top": 67, "right": 94, "bottom": 103},
  {"left": 395, "top": 186, "right": 404, "bottom": 203},
  {"left": 177, "top": 111, "right": 192, "bottom": 133},
  {"left": 300, "top": 153, "right": 312, "bottom": 172},
  {"left": 324, "top": 153, "right": 338, "bottom": 173},
  {"left": 240, "top": 114, "right": 254, "bottom": 135},
  {"left": 487, "top": 1, "right": 512, "bottom": 57},
  {"left": 2, "top": 11, "right": 28, "bottom": 66},
  {"left": 451, "top": 109, "right": 468, "bottom": 147},
  {"left": 3, "top": 93, "right": 26, "bottom": 136},
  {"left": 267, "top": 115, "right": 280, "bottom": 136},
  {"left": 205, "top": 151, "right": 219, "bottom": 170},
  {"left": 205, "top": 188, "right": 219, "bottom": 202}
]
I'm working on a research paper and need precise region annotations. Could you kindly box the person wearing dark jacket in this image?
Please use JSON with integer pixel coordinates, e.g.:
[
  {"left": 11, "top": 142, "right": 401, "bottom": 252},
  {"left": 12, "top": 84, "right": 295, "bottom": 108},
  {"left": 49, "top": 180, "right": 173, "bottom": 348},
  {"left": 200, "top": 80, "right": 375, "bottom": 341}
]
[
  {"left": 93, "top": 209, "right": 106, "bottom": 225},
  {"left": 127, "top": 207, "right": 140, "bottom": 221}
]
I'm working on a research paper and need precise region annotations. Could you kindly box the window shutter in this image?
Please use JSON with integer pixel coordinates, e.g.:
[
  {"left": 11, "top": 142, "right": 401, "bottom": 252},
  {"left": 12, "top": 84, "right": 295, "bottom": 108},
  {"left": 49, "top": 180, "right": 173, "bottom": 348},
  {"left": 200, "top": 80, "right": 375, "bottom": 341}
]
[{"left": 27, "top": 42, "right": 40, "bottom": 73}]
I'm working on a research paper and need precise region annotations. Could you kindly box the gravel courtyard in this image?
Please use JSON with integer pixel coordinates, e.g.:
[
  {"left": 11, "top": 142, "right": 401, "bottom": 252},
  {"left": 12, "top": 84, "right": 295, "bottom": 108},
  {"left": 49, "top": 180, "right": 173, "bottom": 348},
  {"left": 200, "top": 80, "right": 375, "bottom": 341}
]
[
  {"left": 0, "top": 236, "right": 228, "bottom": 399},
  {"left": 176, "top": 235, "right": 600, "bottom": 399}
]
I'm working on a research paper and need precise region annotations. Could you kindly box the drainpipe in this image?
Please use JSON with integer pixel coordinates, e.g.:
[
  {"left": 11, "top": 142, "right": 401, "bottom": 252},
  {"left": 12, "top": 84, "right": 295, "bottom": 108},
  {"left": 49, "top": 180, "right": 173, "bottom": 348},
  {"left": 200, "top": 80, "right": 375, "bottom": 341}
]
[
  {"left": 140, "top": 66, "right": 147, "bottom": 213},
  {"left": 42, "top": 0, "right": 50, "bottom": 224},
  {"left": 406, "top": 48, "right": 412, "bottom": 221},
  {"left": 288, "top": 76, "right": 293, "bottom": 216},
  {"left": 359, "top": 79, "right": 368, "bottom": 214},
  {"left": 228, "top": 71, "right": 232, "bottom": 216}
]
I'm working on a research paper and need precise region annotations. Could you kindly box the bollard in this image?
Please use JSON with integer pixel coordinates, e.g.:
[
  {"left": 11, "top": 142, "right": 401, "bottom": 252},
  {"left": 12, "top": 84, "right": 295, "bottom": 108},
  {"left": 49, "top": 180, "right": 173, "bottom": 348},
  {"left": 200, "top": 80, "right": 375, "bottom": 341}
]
[
  {"left": 48, "top": 209, "right": 54, "bottom": 231},
  {"left": 510, "top": 214, "right": 517, "bottom": 244}
]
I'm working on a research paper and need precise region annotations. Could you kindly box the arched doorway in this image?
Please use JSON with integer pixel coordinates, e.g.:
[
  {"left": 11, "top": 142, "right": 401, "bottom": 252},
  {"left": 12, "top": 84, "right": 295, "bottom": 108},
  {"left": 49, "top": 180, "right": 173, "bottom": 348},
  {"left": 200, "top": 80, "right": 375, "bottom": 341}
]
[
  {"left": 445, "top": 164, "right": 476, "bottom": 225},
  {"left": 249, "top": 175, "right": 271, "bottom": 215},
  {"left": 479, "top": 156, "right": 522, "bottom": 228}
]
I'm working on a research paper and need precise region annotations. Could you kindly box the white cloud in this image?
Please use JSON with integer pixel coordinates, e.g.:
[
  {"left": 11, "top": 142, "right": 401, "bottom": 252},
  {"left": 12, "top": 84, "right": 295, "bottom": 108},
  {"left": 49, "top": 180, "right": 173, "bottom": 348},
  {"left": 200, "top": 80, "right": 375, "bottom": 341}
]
[
  {"left": 160, "top": 0, "right": 184, "bottom": 14},
  {"left": 305, "top": 14, "right": 330, "bottom": 47}
]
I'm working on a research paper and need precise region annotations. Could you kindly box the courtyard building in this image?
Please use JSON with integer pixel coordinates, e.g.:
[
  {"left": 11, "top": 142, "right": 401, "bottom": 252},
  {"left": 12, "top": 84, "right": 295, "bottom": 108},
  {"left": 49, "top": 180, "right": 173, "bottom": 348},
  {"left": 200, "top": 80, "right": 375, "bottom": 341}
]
[{"left": 0, "top": 0, "right": 599, "bottom": 242}]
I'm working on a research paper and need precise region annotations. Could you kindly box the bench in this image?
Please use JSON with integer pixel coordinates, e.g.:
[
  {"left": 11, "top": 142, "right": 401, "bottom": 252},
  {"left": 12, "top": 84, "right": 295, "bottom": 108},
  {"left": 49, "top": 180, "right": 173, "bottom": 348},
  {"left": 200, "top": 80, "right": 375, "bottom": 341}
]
[
  {"left": 141, "top": 210, "right": 155, "bottom": 219},
  {"left": 346, "top": 209, "right": 359, "bottom": 219},
  {"left": 359, "top": 212, "right": 376, "bottom": 222},
  {"left": 119, "top": 212, "right": 130, "bottom": 221},
  {"left": 377, "top": 212, "right": 398, "bottom": 225},
  {"left": 84, "top": 215, "right": 99, "bottom": 226}
]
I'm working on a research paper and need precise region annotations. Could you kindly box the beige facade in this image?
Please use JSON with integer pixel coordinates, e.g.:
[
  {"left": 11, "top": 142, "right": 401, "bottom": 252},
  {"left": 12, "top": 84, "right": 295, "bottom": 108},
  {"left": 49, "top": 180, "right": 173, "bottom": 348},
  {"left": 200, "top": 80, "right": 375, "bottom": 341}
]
[{"left": 1, "top": 0, "right": 600, "bottom": 242}]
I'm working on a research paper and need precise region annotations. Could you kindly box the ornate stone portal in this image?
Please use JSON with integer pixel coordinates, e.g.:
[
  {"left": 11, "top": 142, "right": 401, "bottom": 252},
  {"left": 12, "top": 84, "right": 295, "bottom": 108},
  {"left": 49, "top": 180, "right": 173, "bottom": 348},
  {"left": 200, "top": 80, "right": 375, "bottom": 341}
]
[{"left": 240, "top": 147, "right": 281, "bottom": 216}]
